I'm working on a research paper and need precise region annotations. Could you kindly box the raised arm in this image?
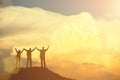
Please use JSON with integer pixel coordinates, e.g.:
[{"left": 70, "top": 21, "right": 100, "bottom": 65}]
[
  {"left": 15, "top": 48, "right": 18, "bottom": 53},
  {"left": 32, "top": 47, "right": 36, "bottom": 52},
  {"left": 21, "top": 49, "right": 24, "bottom": 53},
  {"left": 36, "top": 47, "right": 41, "bottom": 51},
  {"left": 23, "top": 48, "right": 27, "bottom": 51},
  {"left": 46, "top": 45, "right": 49, "bottom": 51}
]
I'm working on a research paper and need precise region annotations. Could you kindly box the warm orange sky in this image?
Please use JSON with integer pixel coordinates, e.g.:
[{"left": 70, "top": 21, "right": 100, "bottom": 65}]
[{"left": 0, "top": 1, "right": 120, "bottom": 80}]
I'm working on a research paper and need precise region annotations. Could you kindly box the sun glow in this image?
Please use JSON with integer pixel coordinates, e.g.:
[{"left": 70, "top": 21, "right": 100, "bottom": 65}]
[
  {"left": 110, "top": 0, "right": 120, "bottom": 18},
  {"left": 52, "top": 14, "right": 102, "bottom": 53},
  {"left": 115, "top": 0, "right": 120, "bottom": 12}
]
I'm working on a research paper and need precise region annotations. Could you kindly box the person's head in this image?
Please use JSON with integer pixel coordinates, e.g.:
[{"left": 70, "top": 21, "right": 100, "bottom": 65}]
[
  {"left": 18, "top": 50, "right": 21, "bottom": 53},
  {"left": 29, "top": 48, "right": 31, "bottom": 50},
  {"left": 42, "top": 46, "right": 44, "bottom": 49}
]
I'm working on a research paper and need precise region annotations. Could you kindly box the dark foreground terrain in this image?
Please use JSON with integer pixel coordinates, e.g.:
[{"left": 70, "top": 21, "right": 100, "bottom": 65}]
[{"left": 3, "top": 67, "right": 73, "bottom": 80}]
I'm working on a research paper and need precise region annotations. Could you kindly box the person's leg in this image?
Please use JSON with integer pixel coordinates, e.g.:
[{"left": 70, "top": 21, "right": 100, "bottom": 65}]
[
  {"left": 40, "top": 56, "right": 41, "bottom": 67},
  {"left": 30, "top": 57, "right": 32, "bottom": 67},
  {"left": 16, "top": 57, "right": 20, "bottom": 68},
  {"left": 43, "top": 57, "right": 46, "bottom": 68},
  {"left": 19, "top": 57, "right": 21, "bottom": 67},
  {"left": 27, "top": 57, "right": 29, "bottom": 67},
  {"left": 16, "top": 58, "right": 18, "bottom": 68},
  {"left": 41, "top": 57, "right": 43, "bottom": 67},
  {"left": 18, "top": 58, "right": 20, "bottom": 67}
]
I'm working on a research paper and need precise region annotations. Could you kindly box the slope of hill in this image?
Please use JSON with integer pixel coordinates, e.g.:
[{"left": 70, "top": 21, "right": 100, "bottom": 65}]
[{"left": 9, "top": 67, "right": 74, "bottom": 80}]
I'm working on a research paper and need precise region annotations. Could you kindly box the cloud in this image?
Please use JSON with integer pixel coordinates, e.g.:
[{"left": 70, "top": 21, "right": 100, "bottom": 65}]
[
  {"left": 0, "top": 46, "right": 13, "bottom": 76},
  {"left": 0, "top": 6, "right": 65, "bottom": 38},
  {"left": 48, "top": 61, "right": 118, "bottom": 80},
  {"left": 47, "top": 48, "right": 120, "bottom": 80},
  {"left": 0, "top": 26, "right": 33, "bottom": 38}
]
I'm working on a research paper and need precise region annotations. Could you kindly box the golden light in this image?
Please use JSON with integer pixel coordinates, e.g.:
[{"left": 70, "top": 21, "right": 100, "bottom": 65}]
[
  {"left": 111, "top": 0, "right": 120, "bottom": 18},
  {"left": 115, "top": 0, "right": 120, "bottom": 13},
  {"left": 51, "top": 13, "right": 102, "bottom": 53}
]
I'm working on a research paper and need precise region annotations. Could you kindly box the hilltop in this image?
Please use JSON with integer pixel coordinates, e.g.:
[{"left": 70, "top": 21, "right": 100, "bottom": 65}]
[{"left": 8, "top": 67, "right": 74, "bottom": 80}]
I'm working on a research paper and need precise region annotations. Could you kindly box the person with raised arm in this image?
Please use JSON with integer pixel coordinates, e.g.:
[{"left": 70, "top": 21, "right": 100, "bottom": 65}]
[
  {"left": 24, "top": 48, "right": 36, "bottom": 67},
  {"left": 15, "top": 48, "right": 24, "bottom": 68},
  {"left": 36, "top": 45, "right": 49, "bottom": 68}
]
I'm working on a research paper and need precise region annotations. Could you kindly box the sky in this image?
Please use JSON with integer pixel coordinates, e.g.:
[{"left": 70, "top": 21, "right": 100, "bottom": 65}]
[
  {"left": 0, "top": 0, "right": 120, "bottom": 19},
  {"left": 0, "top": 0, "right": 120, "bottom": 80}
]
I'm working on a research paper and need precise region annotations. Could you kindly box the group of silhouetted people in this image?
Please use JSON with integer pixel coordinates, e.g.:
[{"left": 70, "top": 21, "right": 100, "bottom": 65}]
[{"left": 15, "top": 46, "right": 49, "bottom": 68}]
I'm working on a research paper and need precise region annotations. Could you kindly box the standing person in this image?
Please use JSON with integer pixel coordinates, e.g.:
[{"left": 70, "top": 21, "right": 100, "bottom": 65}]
[
  {"left": 24, "top": 48, "right": 36, "bottom": 68},
  {"left": 15, "top": 48, "right": 24, "bottom": 68},
  {"left": 36, "top": 46, "right": 49, "bottom": 68}
]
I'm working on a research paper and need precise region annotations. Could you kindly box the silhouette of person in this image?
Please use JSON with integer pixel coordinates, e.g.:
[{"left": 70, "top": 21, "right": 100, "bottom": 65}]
[
  {"left": 36, "top": 46, "right": 49, "bottom": 68},
  {"left": 24, "top": 48, "right": 36, "bottom": 67},
  {"left": 15, "top": 48, "right": 24, "bottom": 68}
]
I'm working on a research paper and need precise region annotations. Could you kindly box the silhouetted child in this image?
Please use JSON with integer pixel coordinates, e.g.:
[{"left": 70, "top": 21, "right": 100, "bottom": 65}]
[
  {"left": 36, "top": 46, "right": 49, "bottom": 68},
  {"left": 24, "top": 48, "right": 36, "bottom": 67},
  {"left": 15, "top": 48, "right": 24, "bottom": 68}
]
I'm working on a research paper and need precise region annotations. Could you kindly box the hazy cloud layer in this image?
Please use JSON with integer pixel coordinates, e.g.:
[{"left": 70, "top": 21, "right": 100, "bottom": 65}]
[
  {"left": 48, "top": 62, "right": 118, "bottom": 80},
  {"left": 0, "top": 26, "right": 34, "bottom": 38},
  {"left": 0, "top": 46, "right": 13, "bottom": 76}
]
